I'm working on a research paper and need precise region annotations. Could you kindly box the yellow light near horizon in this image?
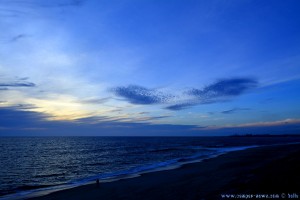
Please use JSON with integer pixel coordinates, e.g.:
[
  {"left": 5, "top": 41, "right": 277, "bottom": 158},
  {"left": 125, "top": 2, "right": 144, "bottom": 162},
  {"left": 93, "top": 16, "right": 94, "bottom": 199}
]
[
  {"left": 25, "top": 97, "right": 98, "bottom": 121},
  {"left": 1, "top": 92, "right": 171, "bottom": 124}
]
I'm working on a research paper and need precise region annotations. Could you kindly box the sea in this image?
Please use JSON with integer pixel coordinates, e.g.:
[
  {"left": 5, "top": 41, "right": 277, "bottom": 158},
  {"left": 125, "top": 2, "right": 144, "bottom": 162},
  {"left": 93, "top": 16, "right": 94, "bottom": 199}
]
[{"left": 1, "top": 136, "right": 300, "bottom": 199}]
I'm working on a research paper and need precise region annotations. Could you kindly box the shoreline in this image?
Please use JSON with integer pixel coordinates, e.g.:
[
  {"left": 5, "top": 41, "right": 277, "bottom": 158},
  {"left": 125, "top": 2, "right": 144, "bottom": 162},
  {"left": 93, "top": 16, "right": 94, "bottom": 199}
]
[
  {"left": 2, "top": 145, "right": 258, "bottom": 200},
  {"left": 26, "top": 143, "right": 300, "bottom": 200}
]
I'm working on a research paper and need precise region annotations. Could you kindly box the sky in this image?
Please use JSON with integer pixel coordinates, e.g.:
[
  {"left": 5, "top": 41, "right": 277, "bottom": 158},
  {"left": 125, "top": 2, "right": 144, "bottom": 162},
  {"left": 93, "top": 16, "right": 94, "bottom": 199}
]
[{"left": 1, "top": 0, "right": 300, "bottom": 136}]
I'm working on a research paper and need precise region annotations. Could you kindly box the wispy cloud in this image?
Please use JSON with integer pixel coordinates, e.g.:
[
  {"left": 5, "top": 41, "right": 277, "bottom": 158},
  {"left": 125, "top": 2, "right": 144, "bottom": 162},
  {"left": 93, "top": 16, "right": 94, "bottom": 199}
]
[
  {"left": 233, "top": 119, "right": 300, "bottom": 128},
  {"left": 37, "top": 0, "right": 85, "bottom": 7},
  {"left": 74, "top": 116, "right": 116, "bottom": 124},
  {"left": 109, "top": 108, "right": 123, "bottom": 113},
  {"left": 166, "top": 78, "right": 258, "bottom": 110},
  {"left": 187, "top": 78, "right": 258, "bottom": 99},
  {"left": 1, "top": 0, "right": 86, "bottom": 8},
  {"left": 77, "top": 97, "right": 111, "bottom": 104},
  {"left": 0, "top": 106, "right": 49, "bottom": 128},
  {"left": 1, "top": 106, "right": 300, "bottom": 136},
  {"left": 1, "top": 34, "right": 29, "bottom": 44},
  {"left": 139, "top": 112, "right": 149, "bottom": 115},
  {"left": 112, "top": 85, "right": 171, "bottom": 105},
  {"left": 0, "top": 8, "right": 28, "bottom": 17},
  {"left": 165, "top": 103, "right": 195, "bottom": 111},
  {"left": 0, "top": 107, "right": 196, "bottom": 136},
  {"left": 10, "top": 104, "right": 39, "bottom": 110},
  {"left": 0, "top": 81, "right": 35, "bottom": 87},
  {"left": 196, "top": 119, "right": 300, "bottom": 130},
  {"left": 10, "top": 34, "right": 28, "bottom": 42},
  {"left": 112, "top": 78, "right": 258, "bottom": 111},
  {"left": 221, "top": 107, "right": 251, "bottom": 114},
  {"left": 135, "top": 115, "right": 170, "bottom": 122},
  {"left": 0, "top": 0, "right": 86, "bottom": 20}
]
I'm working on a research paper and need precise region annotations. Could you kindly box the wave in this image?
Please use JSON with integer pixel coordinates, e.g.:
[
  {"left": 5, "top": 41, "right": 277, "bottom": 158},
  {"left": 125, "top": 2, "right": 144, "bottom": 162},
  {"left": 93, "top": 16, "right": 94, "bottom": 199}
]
[
  {"left": 15, "top": 184, "right": 60, "bottom": 191},
  {"left": 149, "top": 147, "right": 183, "bottom": 153},
  {"left": 148, "top": 145, "right": 216, "bottom": 153},
  {"left": 86, "top": 162, "right": 108, "bottom": 166},
  {"left": 0, "top": 145, "right": 258, "bottom": 200},
  {"left": 34, "top": 173, "right": 66, "bottom": 179}
]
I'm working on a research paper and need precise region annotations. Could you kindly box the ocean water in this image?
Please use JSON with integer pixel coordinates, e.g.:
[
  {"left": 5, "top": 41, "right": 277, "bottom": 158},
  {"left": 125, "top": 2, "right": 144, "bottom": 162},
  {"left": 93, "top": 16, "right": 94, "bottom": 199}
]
[{"left": 0, "top": 136, "right": 300, "bottom": 199}]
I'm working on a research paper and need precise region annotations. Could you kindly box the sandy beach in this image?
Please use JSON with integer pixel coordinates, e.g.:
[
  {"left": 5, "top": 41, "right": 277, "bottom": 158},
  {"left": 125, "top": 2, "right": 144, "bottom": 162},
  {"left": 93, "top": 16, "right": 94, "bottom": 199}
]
[{"left": 31, "top": 143, "right": 300, "bottom": 200}]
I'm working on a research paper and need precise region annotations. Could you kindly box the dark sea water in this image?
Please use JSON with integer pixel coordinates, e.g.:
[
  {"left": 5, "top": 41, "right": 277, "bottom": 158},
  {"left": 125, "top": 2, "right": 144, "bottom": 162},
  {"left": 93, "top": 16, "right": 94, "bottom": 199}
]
[{"left": 1, "top": 136, "right": 300, "bottom": 199}]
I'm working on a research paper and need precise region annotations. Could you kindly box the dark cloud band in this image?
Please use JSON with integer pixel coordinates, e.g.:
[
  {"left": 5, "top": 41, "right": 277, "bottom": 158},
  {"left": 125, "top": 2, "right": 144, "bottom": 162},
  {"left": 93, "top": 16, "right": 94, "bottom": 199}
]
[
  {"left": 112, "top": 78, "right": 258, "bottom": 110},
  {"left": 112, "top": 85, "right": 170, "bottom": 105},
  {"left": 221, "top": 108, "right": 251, "bottom": 114},
  {"left": 188, "top": 78, "right": 258, "bottom": 98},
  {"left": 0, "top": 82, "right": 35, "bottom": 87}
]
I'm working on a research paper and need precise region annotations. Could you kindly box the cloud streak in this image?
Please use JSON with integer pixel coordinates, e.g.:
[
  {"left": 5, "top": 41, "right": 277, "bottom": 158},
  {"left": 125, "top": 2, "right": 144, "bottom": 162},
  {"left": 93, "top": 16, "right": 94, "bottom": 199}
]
[
  {"left": 77, "top": 97, "right": 111, "bottom": 104},
  {"left": 165, "top": 103, "right": 196, "bottom": 111},
  {"left": 1, "top": 0, "right": 86, "bottom": 8},
  {"left": 112, "top": 85, "right": 171, "bottom": 105},
  {"left": 195, "top": 119, "right": 300, "bottom": 131},
  {"left": 232, "top": 119, "right": 300, "bottom": 128},
  {"left": 167, "top": 78, "right": 258, "bottom": 110},
  {"left": 221, "top": 108, "right": 251, "bottom": 114},
  {"left": 187, "top": 78, "right": 258, "bottom": 99},
  {"left": 0, "top": 106, "right": 49, "bottom": 128},
  {"left": 0, "top": 81, "right": 35, "bottom": 87},
  {"left": 135, "top": 115, "right": 170, "bottom": 122},
  {"left": 0, "top": 107, "right": 197, "bottom": 136},
  {"left": 112, "top": 78, "right": 258, "bottom": 111},
  {"left": 10, "top": 34, "right": 28, "bottom": 42},
  {"left": 1, "top": 107, "right": 300, "bottom": 136},
  {"left": 0, "top": 0, "right": 86, "bottom": 20}
]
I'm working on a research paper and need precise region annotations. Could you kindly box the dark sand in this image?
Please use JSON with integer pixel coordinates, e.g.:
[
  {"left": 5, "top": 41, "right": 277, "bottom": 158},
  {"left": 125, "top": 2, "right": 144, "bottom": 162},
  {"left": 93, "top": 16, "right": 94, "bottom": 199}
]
[{"left": 31, "top": 143, "right": 300, "bottom": 200}]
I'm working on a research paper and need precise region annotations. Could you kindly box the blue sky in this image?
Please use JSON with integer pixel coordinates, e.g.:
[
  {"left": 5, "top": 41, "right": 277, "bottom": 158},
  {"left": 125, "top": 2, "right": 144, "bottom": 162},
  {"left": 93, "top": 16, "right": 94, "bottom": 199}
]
[{"left": 1, "top": 0, "right": 300, "bottom": 136}]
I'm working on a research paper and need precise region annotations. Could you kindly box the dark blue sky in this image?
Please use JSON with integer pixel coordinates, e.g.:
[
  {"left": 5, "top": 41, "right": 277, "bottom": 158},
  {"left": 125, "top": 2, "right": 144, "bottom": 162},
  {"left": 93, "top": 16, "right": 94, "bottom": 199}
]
[{"left": 0, "top": 0, "right": 300, "bottom": 135}]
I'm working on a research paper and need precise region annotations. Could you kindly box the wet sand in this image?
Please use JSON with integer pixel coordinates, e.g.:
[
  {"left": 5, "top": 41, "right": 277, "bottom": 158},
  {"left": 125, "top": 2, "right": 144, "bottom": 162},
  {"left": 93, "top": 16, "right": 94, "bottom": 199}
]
[{"left": 31, "top": 143, "right": 300, "bottom": 200}]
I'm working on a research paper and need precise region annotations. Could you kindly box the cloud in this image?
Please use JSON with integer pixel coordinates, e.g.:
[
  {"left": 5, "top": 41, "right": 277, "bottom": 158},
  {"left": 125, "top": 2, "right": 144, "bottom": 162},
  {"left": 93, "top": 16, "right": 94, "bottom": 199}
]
[
  {"left": 0, "top": 8, "right": 28, "bottom": 17},
  {"left": 1, "top": 34, "right": 29, "bottom": 44},
  {"left": 77, "top": 97, "right": 111, "bottom": 104},
  {"left": 0, "top": 106, "right": 49, "bottom": 128},
  {"left": 74, "top": 116, "right": 116, "bottom": 124},
  {"left": 0, "top": 81, "right": 35, "bottom": 87},
  {"left": 139, "top": 112, "right": 149, "bottom": 115},
  {"left": 17, "top": 77, "right": 29, "bottom": 81},
  {"left": 0, "top": 77, "right": 36, "bottom": 89},
  {"left": 10, "top": 34, "right": 28, "bottom": 42},
  {"left": 221, "top": 107, "right": 251, "bottom": 114},
  {"left": 0, "top": 0, "right": 86, "bottom": 20},
  {"left": 10, "top": 104, "right": 39, "bottom": 110},
  {"left": 188, "top": 78, "right": 258, "bottom": 98},
  {"left": 165, "top": 103, "right": 195, "bottom": 111},
  {"left": 112, "top": 85, "right": 171, "bottom": 105},
  {"left": 112, "top": 78, "right": 258, "bottom": 110},
  {"left": 24, "top": 0, "right": 86, "bottom": 8},
  {"left": 42, "top": 0, "right": 85, "bottom": 7},
  {"left": 135, "top": 115, "right": 170, "bottom": 122},
  {"left": 196, "top": 119, "right": 300, "bottom": 130},
  {"left": 0, "top": 107, "right": 198, "bottom": 136},
  {"left": 1, "top": 107, "right": 300, "bottom": 136},
  {"left": 0, "top": 82, "right": 35, "bottom": 87},
  {"left": 1, "top": 0, "right": 86, "bottom": 8},
  {"left": 233, "top": 119, "right": 300, "bottom": 128},
  {"left": 48, "top": 0, "right": 85, "bottom": 7},
  {"left": 109, "top": 108, "right": 123, "bottom": 113},
  {"left": 166, "top": 78, "right": 258, "bottom": 110}
]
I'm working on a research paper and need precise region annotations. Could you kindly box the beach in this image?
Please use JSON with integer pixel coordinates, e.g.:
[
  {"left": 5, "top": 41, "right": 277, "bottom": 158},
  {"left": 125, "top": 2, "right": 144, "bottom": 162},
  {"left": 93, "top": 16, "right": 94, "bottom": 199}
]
[{"left": 30, "top": 143, "right": 300, "bottom": 200}]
